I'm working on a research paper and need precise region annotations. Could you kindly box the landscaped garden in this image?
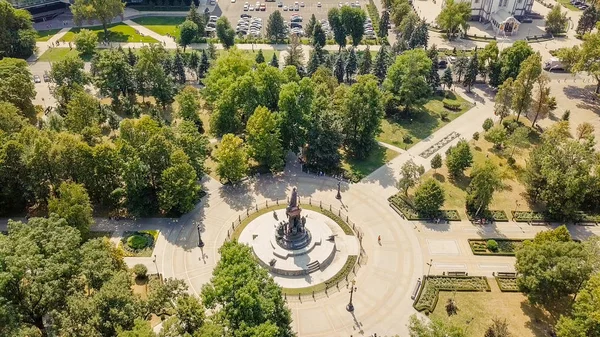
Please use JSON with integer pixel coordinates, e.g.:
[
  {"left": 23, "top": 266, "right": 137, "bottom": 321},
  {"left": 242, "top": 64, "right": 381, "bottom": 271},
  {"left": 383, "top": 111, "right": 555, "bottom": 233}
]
[
  {"left": 413, "top": 275, "right": 490, "bottom": 313},
  {"left": 60, "top": 24, "right": 158, "bottom": 43},
  {"left": 377, "top": 91, "right": 473, "bottom": 149},
  {"left": 469, "top": 239, "right": 524, "bottom": 255},
  {"left": 36, "top": 28, "right": 61, "bottom": 42},
  {"left": 388, "top": 193, "right": 461, "bottom": 221},
  {"left": 120, "top": 230, "right": 159, "bottom": 257},
  {"left": 132, "top": 16, "right": 185, "bottom": 39},
  {"left": 341, "top": 145, "right": 399, "bottom": 182}
]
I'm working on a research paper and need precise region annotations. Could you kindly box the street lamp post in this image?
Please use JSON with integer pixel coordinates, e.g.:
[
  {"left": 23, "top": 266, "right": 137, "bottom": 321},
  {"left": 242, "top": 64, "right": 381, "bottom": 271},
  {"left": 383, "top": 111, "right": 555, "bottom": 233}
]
[
  {"left": 197, "top": 224, "right": 205, "bottom": 248},
  {"left": 426, "top": 259, "right": 433, "bottom": 276},
  {"left": 336, "top": 180, "right": 342, "bottom": 200},
  {"left": 346, "top": 280, "right": 357, "bottom": 312}
]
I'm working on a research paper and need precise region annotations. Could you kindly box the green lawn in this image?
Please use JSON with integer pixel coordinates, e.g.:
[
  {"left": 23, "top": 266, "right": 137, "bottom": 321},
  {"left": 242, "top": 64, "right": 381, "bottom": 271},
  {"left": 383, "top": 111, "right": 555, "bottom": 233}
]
[
  {"left": 377, "top": 91, "right": 473, "bottom": 149},
  {"left": 60, "top": 23, "right": 158, "bottom": 43},
  {"left": 132, "top": 16, "right": 185, "bottom": 39},
  {"left": 556, "top": 0, "right": 581, "bottom": 10},
  {"left": 37, "top": 48, "right": 95, "bottom": 62},
  {"left": 342, "top": 145, "right": 399, "bottom": 182},
  {"left": 36, "top": 29, "right": 61, "bottom": 42}
]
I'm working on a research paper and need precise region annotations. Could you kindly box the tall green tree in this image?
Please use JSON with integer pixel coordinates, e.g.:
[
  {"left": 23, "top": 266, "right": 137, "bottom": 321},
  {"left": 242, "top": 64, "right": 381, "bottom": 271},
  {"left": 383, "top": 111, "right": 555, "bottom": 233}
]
[
  {"left": 313, "top": 22, "right": 327, "bottom": 48},
  {"left": 556, "top": 272, "right": 600, "bottom": 337},
  {"left": 74, "top": 29, "right": 98, "bottom": 56},
  {"left": 186, "top": 2, "right": 205, "bottom": 38},
  {"left": 305, "top": 105, "right": 342, "bottom": 173},
  {"left": 215, "top": 17, "right": 235, "bottom": 49},
  {"left": 328, "top": 8, "right": 347, "bottom": 50},
  {"left": 346, "top": 48, "right": 358, "bottom": 82},
  {"left": 465, "top": 160, "right": 502, "bottom": 215},
  {"left": 278, "top": 78, "right": 314, "bottom": 151},
  {"left": 0, "top": 1, "right": 36, "bottom": 58},
  {"left": 246, "top": 106, "right": 284, "bottom": 172},
  {"left": 341, "top": 74, "right": 384, "bottom": 158},
  {"left": 201, "top": 242, "right": 294, "bottom": 337},
  {"left": 198, "top": 49, "right": 210, "bottom": 79},
  {"left": 92, "top": 49, "right": 135, "bottom": 106},
  {"left": 0, "top": 58, "right": 36, "bottom": 119},
  {"left": 409, "top": 20, "right": 429, "bottom": 49},
  {"left": 462, "top": 51, "right": 479, "bottom": 92},
  {"left": 558, "top": 26, "right": 600, "bottom": 93},
  {"left": 435, "top": 0, "right": 471, "bottom": 39},
  {"left": 334, "top": 53, "right": 345, "bottom": 83},
  {"left": 270, "top": 53, "right": 279, "bottom": 68},
  {"left": 398, "top": 159, "right": 425, "bottom": 196},
  {"left": 384, "top": 49, "right": 432, "bottom": 113},
  {"left": 179, "top": 20, "right": 198, "bottom": 51},
  {"left": 442, "top": 67, "right": 453, "bottom": 90},
  {"left": 214, "top": 134, "right": 248, "bottom": 184},
  {"left": 379, "top": 10, "right": 390, "bottom": 38},
  {"left": 576, "top": 6, "right": 598, "bottom": 35},
  {"left": 512, "top": 53, "right": 542, "bottom": 121},
  {"left": 64, "top": 91, "right": 101, "bottom": 133},
  {"left": 48, "top": 181, "right": 94, "bottom": 239},
  {"left": 359, "top": 45, "right": 373, "bottom": 75},
  {"left": 341, "top": 6, "right": 367, "bottom": 46},
  {"left": 71, "top": 0, "right": 125, "bottom": 39},
  {"left": 372, "top": 45, "right": 390, "bottom": 83},
  {"left": 306, "top": 13, "right": 317, "bottom": 37},
  {"left": 499, "top": 40, "right": 534, "bottom": 84},
  {"left": 445, "top": 140, "right": 472, "bottom": 178},
  {"left": 494, "top": 77, "right": 514, "bottom": 121},
  {"left": 266, "top": 10, "right": 287, "bottom": 43},
  {"left": 50, "top": 54, "right": 90, "bottom": 109},
  {"left": 158, "top": 152, "right": 199, "bottom": 214},
  {"left": 414, "top": 178, "right": 445, "bottom": 216},
  {"left": 531, "top": 74, "right": 556, "bottom": 127},
  {"left": 426, "top": 45, "right": 441, "bottom": 91},
  {"left": 255, "top": 49, "right": 265, "bottom": 64},
  {"left": 545, "top": 4, "right": 569, "bottom": 34},
  {"left": 175, "top": 86, "right": 202, "bottom": 126}
]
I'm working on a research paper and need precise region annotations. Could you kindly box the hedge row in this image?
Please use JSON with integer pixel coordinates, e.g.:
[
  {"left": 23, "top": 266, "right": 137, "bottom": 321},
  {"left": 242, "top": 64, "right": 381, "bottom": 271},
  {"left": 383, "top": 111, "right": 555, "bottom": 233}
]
[
  {"left": 467, "top": 210, "right": 509, "bottom": 222},
  {"left": 388, "top": 194, "right": 461, "bottom": 221},
  {"left": 413, "top": 275, "right": 491, "bottom": 313},
  {"left": 468, "top": 239, "right": 524, "bottom": 256},
  {"left": 442, "top": 99, "right": 461, "bottom": 111}
]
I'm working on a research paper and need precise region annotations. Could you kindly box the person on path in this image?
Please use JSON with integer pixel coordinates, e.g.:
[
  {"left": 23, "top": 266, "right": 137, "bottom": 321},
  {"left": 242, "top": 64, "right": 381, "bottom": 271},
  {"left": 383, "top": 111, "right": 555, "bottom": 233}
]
[{"left": 378, "top": 235, "right": 381, "bottom": 244}]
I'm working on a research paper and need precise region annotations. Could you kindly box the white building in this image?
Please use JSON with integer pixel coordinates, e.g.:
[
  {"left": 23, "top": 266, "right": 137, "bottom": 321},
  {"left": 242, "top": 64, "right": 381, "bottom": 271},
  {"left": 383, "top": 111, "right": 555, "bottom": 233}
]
[{"left": 452, "top": 0, "right": 534, "bottom": 35}]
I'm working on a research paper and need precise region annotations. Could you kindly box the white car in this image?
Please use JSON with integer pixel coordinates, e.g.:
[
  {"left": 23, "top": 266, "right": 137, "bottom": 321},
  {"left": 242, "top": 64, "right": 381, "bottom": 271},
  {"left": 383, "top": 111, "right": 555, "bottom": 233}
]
[
  {"left": 209, "top": 15, "right": 218, "bottom": 21},
  {"left": 243, "top": 4, "right": 249, "bottom": 10},
  {"left": 283, "top": 5, "right": 288, "bottom": 10},
  {"left": 249, "top": 4, "right": 255, "bottom": 10},
  {"left": 317, "top": 1, "right": 321, "bottom": 6}
]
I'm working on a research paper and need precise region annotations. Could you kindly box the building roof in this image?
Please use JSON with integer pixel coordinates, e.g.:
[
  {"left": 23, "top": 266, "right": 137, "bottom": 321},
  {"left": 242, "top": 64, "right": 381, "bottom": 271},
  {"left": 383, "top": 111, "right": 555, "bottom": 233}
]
[{"left": 491, "top": 9, "right": 520, "bottom": 25}]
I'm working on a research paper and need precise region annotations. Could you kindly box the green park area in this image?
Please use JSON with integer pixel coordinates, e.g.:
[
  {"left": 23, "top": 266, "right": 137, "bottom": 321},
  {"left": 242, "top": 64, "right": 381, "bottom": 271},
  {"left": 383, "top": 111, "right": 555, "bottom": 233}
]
[
  {"left": 132, "top": 16, "right": 185, "bottom": 39},
  {"left": 36, "top": 28, "right": 61, "bottom": 42},
  {"left": 377, "top": 91, "right": 473, "bottom": 149},
  {"left": 60, "top": 24, "right": 158, "bottom": 43}
]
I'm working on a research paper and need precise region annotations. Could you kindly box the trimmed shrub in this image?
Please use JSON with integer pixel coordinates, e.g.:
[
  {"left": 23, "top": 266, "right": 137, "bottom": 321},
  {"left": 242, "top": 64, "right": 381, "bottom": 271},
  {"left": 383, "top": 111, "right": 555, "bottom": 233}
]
[
  {"left": 127, "top": 234, "right": 149, "bottom": 250},
  {"left": 482, "top": 118, "right": 494, "bottom": 131},
  {"left": 507, "top": 157, "right": 516, "bottom": 166},
  {"left": 132, "top": 264, "right": 148, "bottom": 279},
  {"left": 486, "top": 239, "right": 499, "bottom": 252},
  {"left": 439, "top": 111, "right": 449, "bottom": 121},
  {"left": 473, "top": 132, "right": 479, "bottom": 140},
  {"left": 443, "top": 99, "right": 461, "bottom": 111}
]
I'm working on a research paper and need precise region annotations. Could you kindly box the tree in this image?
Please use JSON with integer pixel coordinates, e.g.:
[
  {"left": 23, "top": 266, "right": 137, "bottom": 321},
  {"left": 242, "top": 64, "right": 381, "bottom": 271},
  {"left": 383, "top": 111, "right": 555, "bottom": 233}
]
[
  {"left": 414, "top": 178, "right": 445, "bottom": 216},
  {"left": 266, "top": 10, "right": 287, "bottom": 43},
  {"left": 328, "top": 8, "right": 347, "bottom": 49},
  {"left": 305, "top": 107, "right": 343, "bottom": 173},
  {"left": 341, "top": 75, "right": 383, "bottom": 158},
  {"left": 488, "top": 60, "right": 502, "bottom": 87},
  {"left": 79, "top": 237, "right": 126, "bottom": 291},
  {"left": 499, "top": 40, "right": 534, "bottom": 84},
  {"left": 435, "top": 0, "right": 471, "bottom": 39},
  {"left": 173, "top": 294, "right": 205, "bottom": 335},
  {"left": 558, "top": 27, "right": 600, "bottom": 93},
  {"left": 215, "top": 17, "right": 235, "bottom": 49},
  {"left": 426, "top": 46, "right": 441, "bottom": 91},
  {"left": 0, "top": 1, "right": 36, "bottom": 58},
  {"left": 134, "top": 44, "right": 175, "bottom": 108},
  {"left": 255, "top": 49, "right": 265, "bottom": 64},
  {"left": 445, "top": 140, "right": 472, "bottom": 178},
  {"left": 198, "top": 49, "right": 210, "bottom": 79},
  {"left": 576, "top": 122, "right": 595, "bottom": 141},
  {"left": 531, "top": 74, "right": 556, "bottom": 127},
  {"left": 576, "top": 6, "right": 598, "bottom": 35},
  {"left": 48, "top": 181, "right": 94, "bottom": 239},
  {"left": 384, "top": 49, "right": 432, "bottom": 113},
  {"left": 74, "top": 29, "right": 98, "bottom": 56},
  {"left": 379, "top": 10, "right": 390, "bottom": 38},
  {"left": 409, "top": 20, "right": 429, "bottom": 49},
  {"left": 408, "top": 314, "right": 467, "bottom": 337},
  {"left": 453, "top": 54, "right": 469, "bottom": 82},
  {"left": 0, "top": 215, "right": 81, "bottom": 336},
  {"left": 465, "top": 160, "right": 502, "bottom": 214},
  {"left": 214, "top": 134, "right": 248, "bottom": 184},
  {"left": 92, "top": 49, "right": 135, "bottom": 105},
  {"left": 398, "top": 159, "right": 425, "bottom": 196},
  {"left": 50, "top": 54, "right": 90, "bottom": 108},
  {"left": 398, "top": 11, "right": 419, "bottom": 40},
  {"left": 334, "top": 53, "right": 346, "bottom": 83},
  {"left": 372, "top": 45, "right": 389, "bottom": 83},
  {"left": 159, "top": 155, "right": 199, "bottom": 214},
  {"left": 442, "top": 67, "right": 454, "bottom": 90},
  {"left": 175, "top": 86, "right": 201, "bottom": 126},
  {"left": 494, "top": 77, "right": 514, "bottom": 121},
  {"left": 188, "top": 51, "right": 200, "bottom": 80},
  {"left": 246, "top": 106, "right": 284, "bottom": 172},
  {"left": 346, "top": 48, "right": 358, "bottom": 82},
  {"left": 506, "top": 126, "right": 530, "bottom": 158},
  {"left": 484, "top": 124, "right": 508, "bottom": 149},
  {"left": 179, "top": 20, "right": 198, "bottom": 51},
  {"left": 462, "top": 51, "right": 479, "bottom": 92},
  {"left": 173, "top": 50, "right": 186, "bottom": 84},
  {"left": 64, "top": 91, "right": 101, "bottom": 133},
  {"left": 478, "top": 41, "right": 499, "bottom": 83},
  {"left": 306, "top": 48, "right": 322, "bottom": 76},
  {"left": 201, "top": 241, "right": 294, "bottom": 336},
  {"left": 556, "top": 272, "right": 600, "bottom": 337},
  {"left": 313, "top": 22, "right": 327, "bottom": 48},
  {"left": 71, "top": 0, "right": 125, "bottom": 39},
  {"left": 545, "top": 4, "right": 569, "bottom": 34},
  {"left": 341, "top": 6, "right": 367, "bottom": 46},
  {"left": 484, "top": 318, "right": 512, "bottom": 337},
  {"left": 118, "top": 319, "right": 156, "bottom": 337},
  {"left": 516, "top": 227, "right": 598, "bottom": 311},
  {"left": 512, "top": 53, "right": 542, "bottom": 121},
  {"left": 359, "top": 45, "right": 373, "bottom": 75},
  {"left": 186, "top": 2, "right": 205, "bottom": 39},
  {"left": 431, "top": 153, "right": 442, "bottom": 172},
  {"left": 278, "top": 78, "right": 314, "bottom": 151},
  {"left": 0, "top": 57, "right": 36, "bottom": 119},
  {"left": 306, "top": 14, "right": 317, "bottom": 37},
  {"left": 270, "top": 53, "right": 279, "bottom": 68},
  {"left": 285, "top": 35, "right": 304, "bottom": 70}
]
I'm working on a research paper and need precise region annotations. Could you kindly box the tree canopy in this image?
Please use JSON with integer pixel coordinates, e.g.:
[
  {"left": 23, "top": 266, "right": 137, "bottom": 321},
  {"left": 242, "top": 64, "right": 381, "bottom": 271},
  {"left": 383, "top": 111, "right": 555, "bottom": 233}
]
[{"left": 0, "top": 1, "right": 36, "bottom": 59}]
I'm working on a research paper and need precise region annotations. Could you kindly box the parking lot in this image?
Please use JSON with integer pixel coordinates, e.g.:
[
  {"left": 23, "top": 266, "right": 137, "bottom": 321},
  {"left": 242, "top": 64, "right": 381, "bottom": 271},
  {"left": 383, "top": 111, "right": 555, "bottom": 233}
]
[{"left": 213, "top": 0, "right": 371, "bottom": 37}]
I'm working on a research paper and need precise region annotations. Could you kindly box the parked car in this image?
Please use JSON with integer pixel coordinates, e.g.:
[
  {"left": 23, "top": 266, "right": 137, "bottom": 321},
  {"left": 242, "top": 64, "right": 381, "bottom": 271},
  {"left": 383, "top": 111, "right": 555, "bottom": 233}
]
[
  {"left": 317, "top": 1, "right": 321, "bottom": 6},
  {"left": 290, "top": 22, "right": 303, "bottom": 28},
  {"left": 206, "top": 22, "right": 216, "bottom": 28},
  {"left": 300, "top": 1, "right": 305, "bottom": 6},
  {"left": 291, "top": 16, "right": 302, "bottom": 22},
  {"left": 241, "top": 13, "right": 252, "bottom": 18},
  {"left": 243, "top": 3, "right": 249, "bottom": 10},
  {"left": 209, "top": 15, "right": 218, "bottom": 22},
  {"left": 278, "top": 1, "right": 283, "bottom": 6},
  {"left": 438, "top": 59, "right": 448, "bottom": 69},
  {"left": 33, "top": 75, "right": 41, "bottom": 83},
  {"left": 544, "top": 57, "right": 565, "bottom": 71},
  {"left": 43, "top": 73, "right": 50, "bottom": 82},
  {"left": 249, "top": 4, "right": 255, "bottom": 10}
]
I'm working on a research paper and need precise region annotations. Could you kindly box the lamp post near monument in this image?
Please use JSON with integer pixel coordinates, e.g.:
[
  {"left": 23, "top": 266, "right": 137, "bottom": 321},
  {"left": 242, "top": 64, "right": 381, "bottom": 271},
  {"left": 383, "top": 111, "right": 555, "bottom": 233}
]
[
  {"left": 336, "top": 179, "right": 342, "bottom": 199},
  {"left": 197, "top": 224, "right": 204, "bottom": 248},
  {"left": 346, "top": 280, "right": 357, "bottom": 312}
]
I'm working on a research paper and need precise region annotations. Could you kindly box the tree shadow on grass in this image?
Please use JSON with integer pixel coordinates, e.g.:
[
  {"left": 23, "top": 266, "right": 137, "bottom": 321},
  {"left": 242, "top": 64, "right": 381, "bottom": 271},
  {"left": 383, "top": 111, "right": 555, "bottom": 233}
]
[
  {"left": 520, "top": 300, "right": 563, "bottom": 337},
  {"left": 448, "top": 174, "right": 471, "bottom": 191},
  {"left": 97, "top": 31, "right": 130, "bottom": 43},
  {"left": 343, "top": 145, "right": 388, "bottom": 181},
  {"left": 393, "top": 109, "right": 441, "bottom": 141},
  {"left": 433, "top": 172, "right": 445, "bottom": 183}
]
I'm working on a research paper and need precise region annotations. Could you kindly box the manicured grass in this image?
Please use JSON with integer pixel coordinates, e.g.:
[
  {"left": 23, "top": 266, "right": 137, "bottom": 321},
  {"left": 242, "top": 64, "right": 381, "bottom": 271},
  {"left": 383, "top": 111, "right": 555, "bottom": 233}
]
[
  {"left": 37, "top": 48, "right": 95, "bottom": 62},
  {"left": 36, "top": 29, "right": 61, "bottom": 42},
  {"left": 132, "top": 16, "right": 185, "bottom": 39},
  {"left": 216, "top": 49, "right": 279, "bottom": 63},
  {"left": 417, "top": 117, "right": 543, "bottom": 220},
  {"left": 342, "top": 145, "right": 399, "bottom": 182},
  {"left": 430, "top": 290, "right": 554, "bottom": 337},
  {"left": 120, "top": 230, "right": 159, "bottom": 257},
  {"left": 60, "top": 23, "right": 158, "bottom": 43},
  {"left": 556, "top": 0, "right": 581, "bottom": 10},
  {"left": 377, "top": 91, "right": 473, "bottom": 149}
]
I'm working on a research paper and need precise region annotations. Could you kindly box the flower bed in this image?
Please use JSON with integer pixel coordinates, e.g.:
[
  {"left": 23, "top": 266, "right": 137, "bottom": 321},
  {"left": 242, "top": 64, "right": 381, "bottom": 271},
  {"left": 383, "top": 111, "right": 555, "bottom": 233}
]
[
  {"left": 511, "top": 211, "right": 552, "bottom": 222},
  {"left": 413, "top": 275, "right": 490, "bottom": 313},
  {"left": 469, "top": 239, "right": 524, "bottom": 256},
  {"left": 467, "top": 210, "right": 509, "bottom": 222},
  {"left": 495, "top": 276, "right": 519, "bottom": 292},
  {"left": 389, "top": 194, "right": 461, "bottom": 221},
  {"left": 120, "top": 230, "right": 159, "bottom": 257}
]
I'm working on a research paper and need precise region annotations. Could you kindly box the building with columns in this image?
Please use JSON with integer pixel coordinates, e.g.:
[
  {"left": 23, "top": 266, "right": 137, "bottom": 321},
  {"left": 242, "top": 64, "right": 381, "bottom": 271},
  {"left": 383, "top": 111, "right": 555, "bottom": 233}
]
[{"left": 452, "top": 0, "right": 534, "bottom": 35}]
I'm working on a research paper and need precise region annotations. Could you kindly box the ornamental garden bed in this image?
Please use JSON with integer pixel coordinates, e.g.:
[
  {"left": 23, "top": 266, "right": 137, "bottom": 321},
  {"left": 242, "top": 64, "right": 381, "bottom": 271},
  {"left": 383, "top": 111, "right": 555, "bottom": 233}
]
[
  {"left": 511, "top": 211, "right": 554, "bottom": 222},
  {"left": 495, "top": 276, "right": 520, "bottom": 292},
  {"left": 388, "top": 194, "right": 461, "bottom": 221},
  {"left": 120, "top": 230, "right": 159, "bottom": 257},
  {"left": 468, "top": 239, "right": 524, "bottom": 256},
  {"left": 413, "top": 275, "right": 490, "bottom": 313},
  {"left": 467, "top": 210, "right": 509, "bottom": 222}
]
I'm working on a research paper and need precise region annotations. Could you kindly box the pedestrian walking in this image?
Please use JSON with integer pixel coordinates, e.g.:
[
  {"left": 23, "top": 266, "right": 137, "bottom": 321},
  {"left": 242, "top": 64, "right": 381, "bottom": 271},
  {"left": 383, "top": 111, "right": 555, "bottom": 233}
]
[{"left": 378, "top": 235, "right": 381, "bottom": 244}]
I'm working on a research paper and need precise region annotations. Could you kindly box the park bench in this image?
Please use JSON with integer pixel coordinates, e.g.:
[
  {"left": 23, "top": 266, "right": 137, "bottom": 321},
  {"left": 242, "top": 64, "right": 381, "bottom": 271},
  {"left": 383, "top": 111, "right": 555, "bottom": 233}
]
[
  {"left": 496, "top": 272, "right": 517, "bottom": 277},
  {"left": 446, "top": 271, "right": 467, "bottom": 276}
]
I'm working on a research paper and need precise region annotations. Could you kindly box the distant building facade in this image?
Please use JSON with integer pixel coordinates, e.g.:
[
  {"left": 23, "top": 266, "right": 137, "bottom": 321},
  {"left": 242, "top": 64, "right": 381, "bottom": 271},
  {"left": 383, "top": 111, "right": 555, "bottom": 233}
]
[
  {"left": 8, "top": 0, "right": 70, "bottom": 21},
  {"left": 444, "top": 0, "right": 534, "bottom": 35}
]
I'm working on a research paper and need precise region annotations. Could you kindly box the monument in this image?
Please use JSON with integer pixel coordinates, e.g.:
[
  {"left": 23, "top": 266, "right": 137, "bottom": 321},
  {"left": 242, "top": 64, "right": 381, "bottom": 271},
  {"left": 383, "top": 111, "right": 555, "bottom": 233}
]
[{"left": 275, "top": 188, "right": 311, "bottom": 250}]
